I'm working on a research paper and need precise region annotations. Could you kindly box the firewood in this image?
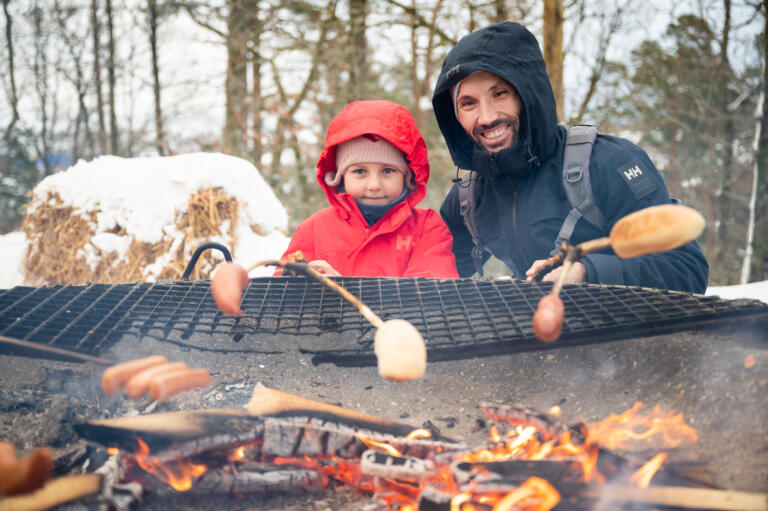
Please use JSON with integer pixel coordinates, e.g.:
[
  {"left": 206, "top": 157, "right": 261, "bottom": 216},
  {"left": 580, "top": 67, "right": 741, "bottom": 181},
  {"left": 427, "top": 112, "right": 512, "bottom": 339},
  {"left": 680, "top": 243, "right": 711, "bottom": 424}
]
[
  {"left": 247, "top": 386, "right": 412, "bottom": 435},
  {"left": 0, "top": 474, "right": 102, "bottom": 511}
]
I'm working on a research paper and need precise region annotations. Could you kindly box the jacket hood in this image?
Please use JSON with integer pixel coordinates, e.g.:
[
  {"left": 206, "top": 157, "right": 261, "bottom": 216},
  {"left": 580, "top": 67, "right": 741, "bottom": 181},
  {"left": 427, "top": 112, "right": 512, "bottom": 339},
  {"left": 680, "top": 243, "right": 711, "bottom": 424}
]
[
  {"left": 317, "top": 100, "right": 428, "bottom": 217},
  {"left": 432, "top": 22, "right": 559, "bottom": 174}
]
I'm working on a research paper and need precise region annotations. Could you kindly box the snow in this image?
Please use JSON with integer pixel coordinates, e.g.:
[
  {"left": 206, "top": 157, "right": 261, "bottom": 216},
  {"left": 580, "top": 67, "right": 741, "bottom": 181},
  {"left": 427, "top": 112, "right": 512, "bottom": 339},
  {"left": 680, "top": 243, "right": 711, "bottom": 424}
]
[
  {"left": 3, "top": 153, "right": 290, "bottom": 286},
  {"left": 705, "top": 281, "right": 768, "bottom": 304}
]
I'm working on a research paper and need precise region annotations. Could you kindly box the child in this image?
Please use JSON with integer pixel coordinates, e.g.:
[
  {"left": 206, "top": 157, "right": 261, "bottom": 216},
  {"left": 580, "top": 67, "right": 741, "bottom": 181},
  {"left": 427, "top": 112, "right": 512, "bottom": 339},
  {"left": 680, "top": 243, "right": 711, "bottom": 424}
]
[{"left": 278, "top": 100, "right": 458, "bottom": 278}]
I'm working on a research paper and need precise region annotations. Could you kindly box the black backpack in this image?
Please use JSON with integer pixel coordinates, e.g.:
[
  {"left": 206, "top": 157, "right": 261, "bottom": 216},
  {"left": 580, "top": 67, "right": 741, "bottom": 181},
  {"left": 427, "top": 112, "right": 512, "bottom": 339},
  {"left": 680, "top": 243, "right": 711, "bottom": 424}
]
[{"left": 458, "top": 125, "right": 605, "bottom": 276}]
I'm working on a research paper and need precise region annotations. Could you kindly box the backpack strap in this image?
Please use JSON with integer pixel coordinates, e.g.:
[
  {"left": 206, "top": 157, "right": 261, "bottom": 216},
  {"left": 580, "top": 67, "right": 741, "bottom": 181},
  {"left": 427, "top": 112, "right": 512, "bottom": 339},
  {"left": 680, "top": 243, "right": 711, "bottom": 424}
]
[
  {"left": 552, "top": 124, "right": 604, "bottom": 255},
  {"left": 458, "top": 170, "right": 486, "bottom": 276}
]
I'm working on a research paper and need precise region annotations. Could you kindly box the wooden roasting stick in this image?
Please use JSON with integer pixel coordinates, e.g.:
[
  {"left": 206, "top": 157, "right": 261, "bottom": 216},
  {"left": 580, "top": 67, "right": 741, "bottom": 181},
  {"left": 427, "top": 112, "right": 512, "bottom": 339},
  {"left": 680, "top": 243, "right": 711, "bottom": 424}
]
[
  {"left": 0, "top": 335, "right": 111, "bottom": 366},
  {"left": 0, "top": 474, "right": 103, "bottom": 511},
  {"left": 531, "top": 204, "right": 706, "bottom": 343},
  {"left": 211, "top": 254, "right": 427, "bottom": 381},
  {"left": 567, "top": 483, "right": 768, "bottom": 511}
]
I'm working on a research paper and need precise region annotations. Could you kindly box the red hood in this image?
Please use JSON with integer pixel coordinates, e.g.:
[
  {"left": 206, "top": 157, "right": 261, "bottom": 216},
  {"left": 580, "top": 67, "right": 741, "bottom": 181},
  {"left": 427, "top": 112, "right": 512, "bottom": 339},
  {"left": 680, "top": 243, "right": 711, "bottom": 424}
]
[{"left": 317, "top": 100, "right": 429, "bottom": 217}]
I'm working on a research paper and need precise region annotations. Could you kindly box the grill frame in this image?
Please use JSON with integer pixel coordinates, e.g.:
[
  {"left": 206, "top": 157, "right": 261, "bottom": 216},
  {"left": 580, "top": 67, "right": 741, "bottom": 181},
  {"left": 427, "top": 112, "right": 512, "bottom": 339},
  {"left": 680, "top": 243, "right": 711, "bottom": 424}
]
[{"left": 1, "top": 277, "right": 766, "bottom": 365}]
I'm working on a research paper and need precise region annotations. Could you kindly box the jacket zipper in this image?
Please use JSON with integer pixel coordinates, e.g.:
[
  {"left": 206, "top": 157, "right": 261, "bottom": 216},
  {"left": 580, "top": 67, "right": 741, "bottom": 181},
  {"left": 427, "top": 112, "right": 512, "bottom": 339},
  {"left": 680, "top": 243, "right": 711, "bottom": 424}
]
[{"left": 509, "top": 179, "right": 530, "bottom": 270}]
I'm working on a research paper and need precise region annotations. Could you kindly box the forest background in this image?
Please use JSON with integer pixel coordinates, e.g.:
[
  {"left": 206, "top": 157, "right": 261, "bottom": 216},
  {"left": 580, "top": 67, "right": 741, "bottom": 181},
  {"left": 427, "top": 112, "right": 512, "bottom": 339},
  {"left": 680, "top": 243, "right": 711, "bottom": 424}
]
[{"left": 1, "top": 0, "right": 766, "bottom": 286}]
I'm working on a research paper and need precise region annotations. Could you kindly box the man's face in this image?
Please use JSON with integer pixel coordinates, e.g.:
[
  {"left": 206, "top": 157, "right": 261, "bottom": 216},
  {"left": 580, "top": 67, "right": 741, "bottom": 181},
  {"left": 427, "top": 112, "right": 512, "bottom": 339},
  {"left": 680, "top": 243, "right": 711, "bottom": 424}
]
[{"left": 455, "top": 71, "right": 523, "bottom": 153}]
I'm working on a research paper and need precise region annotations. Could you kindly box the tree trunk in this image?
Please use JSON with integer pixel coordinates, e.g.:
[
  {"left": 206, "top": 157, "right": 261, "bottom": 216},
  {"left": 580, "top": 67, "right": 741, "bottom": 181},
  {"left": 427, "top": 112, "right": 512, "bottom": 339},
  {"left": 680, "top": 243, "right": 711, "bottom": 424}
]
[
  {"left": 250, "top": 5, "right": 263, "bottom": 168},
  {"left": 716, "top": 0, "right": 734, "bottom": 281},
  {"left": 348, "top": 0, "right": 367, "bottom": 101},
  {"left": 91, "top": 0, "right": 107, "bottom": 155},
  {"left": 148, "top": 0, "right": 166, "bottom": 155},
  {"left": 3, "top": 0, "right": 20, "bottom": 141},
  {"left": 751, "top": 0, "right": 768, "bottom": 282},
  {"left": 31, "top": 6, "right": 52, "bottom": 177},
  {"left": 493, "top": 0, "right": 508, "bottom": 22},
  {"left": 105, "top": 0, "right": 118, "bottom": 154},
  {"left": 542, "top": 0, "right": 564, "bottom": 122},
  {"left": 741, "top": 88, "right": 763, "bottom": 283},
  {"left": 223, "top": 0, "right": 249, "bottom": 159}
]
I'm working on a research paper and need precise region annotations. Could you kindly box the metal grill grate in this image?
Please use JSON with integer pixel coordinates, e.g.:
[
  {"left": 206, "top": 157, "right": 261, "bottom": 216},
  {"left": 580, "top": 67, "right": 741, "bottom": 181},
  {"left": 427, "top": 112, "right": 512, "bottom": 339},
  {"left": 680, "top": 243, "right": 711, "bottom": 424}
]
[{"left": 1, "top": 278, "right": 766, "bottom": 365}]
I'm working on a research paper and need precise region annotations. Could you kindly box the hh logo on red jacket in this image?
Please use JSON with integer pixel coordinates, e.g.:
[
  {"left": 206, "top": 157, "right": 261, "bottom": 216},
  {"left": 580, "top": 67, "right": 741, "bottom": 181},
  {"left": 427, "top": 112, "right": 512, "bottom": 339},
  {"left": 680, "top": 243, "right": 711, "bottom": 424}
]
[{"left": 396, "top": 235, "right": 412, "bottom": 251}]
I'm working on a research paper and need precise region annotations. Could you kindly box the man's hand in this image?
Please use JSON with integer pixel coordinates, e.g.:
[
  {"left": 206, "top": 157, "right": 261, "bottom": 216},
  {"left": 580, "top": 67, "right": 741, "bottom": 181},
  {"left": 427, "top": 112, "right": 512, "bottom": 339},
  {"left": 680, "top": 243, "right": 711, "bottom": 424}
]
[
  {"left": 526, "top": 260, "right": 586, "bottom": 284},
  {"left": 308, "top": 260, "right": 341, "bottom": 277}
]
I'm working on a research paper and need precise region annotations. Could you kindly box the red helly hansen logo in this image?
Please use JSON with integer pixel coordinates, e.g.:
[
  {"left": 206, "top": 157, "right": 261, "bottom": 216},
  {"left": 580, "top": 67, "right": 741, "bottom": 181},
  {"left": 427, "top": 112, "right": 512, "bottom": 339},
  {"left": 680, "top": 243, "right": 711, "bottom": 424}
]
[{"left": 396, "top": 235, "right": 412, "bottom": 251}]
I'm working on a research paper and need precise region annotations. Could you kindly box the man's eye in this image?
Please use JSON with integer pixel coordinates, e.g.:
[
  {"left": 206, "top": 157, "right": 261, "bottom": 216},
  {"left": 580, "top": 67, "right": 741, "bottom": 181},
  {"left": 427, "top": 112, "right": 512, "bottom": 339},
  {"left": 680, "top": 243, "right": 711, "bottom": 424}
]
[
  {"left": 494, "top": 89, "right": 509, "bottom": 97},
  {"left": 459, "top": 99, "right": 475, "bottom": 109}
]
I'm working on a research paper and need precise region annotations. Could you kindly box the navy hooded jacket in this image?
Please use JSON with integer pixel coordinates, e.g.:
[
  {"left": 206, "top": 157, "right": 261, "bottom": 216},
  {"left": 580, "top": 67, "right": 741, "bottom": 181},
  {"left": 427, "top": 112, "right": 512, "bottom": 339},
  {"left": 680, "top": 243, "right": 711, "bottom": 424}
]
[{"left": 433, "top": 22, "right": 708, "bottom": 293}]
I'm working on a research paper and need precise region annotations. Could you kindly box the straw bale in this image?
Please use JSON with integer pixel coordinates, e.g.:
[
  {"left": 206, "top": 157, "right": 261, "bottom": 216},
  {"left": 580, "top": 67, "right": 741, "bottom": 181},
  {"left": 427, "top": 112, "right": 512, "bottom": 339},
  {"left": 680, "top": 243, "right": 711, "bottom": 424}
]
[{"left": 22, "top": 187, "right": 243, "bottom": 285}]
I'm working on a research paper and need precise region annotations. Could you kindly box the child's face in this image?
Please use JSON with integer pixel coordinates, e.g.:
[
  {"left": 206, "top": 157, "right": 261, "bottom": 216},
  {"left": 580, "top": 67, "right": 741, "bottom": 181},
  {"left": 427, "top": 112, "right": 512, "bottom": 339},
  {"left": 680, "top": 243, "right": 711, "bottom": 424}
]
[{"left": 343, "top": 163, "right": 406, "bottom": 206}]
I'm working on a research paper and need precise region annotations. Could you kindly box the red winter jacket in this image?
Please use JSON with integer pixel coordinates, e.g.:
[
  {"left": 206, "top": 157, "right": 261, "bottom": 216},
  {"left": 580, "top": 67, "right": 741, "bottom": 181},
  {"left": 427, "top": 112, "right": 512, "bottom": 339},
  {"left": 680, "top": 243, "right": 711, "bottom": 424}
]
[{"left": 278, "top": 100, "right": 458, "bottom": 278}]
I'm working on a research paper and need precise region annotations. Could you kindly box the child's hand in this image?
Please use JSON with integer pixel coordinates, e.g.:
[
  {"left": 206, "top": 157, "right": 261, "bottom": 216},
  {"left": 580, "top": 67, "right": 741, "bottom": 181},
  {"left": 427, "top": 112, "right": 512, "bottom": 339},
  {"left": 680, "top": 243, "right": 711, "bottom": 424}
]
[{"left": 309, "top": 260, "right": 341, "bottom": 276}]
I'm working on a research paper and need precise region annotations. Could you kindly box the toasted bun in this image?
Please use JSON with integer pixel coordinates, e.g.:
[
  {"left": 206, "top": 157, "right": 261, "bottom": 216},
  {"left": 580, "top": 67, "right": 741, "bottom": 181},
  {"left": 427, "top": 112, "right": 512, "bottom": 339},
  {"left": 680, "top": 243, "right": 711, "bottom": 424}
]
[
  {"left": 609, "top": 204, "right": 705, "bottom": 259},
  {"left": 374, "top": 319, "right": 426, "bottom": 381}
]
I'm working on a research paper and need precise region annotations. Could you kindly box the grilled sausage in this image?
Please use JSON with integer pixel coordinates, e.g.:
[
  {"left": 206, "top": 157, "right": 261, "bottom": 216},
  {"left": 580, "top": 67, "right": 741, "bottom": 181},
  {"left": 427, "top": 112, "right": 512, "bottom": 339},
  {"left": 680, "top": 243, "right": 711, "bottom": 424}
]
[
  {"left": 0, "top": 443, "right": 52, "bottom": 495},
  {"left": 124, "top": 362, "right": 188, "bottom": 399},
  {"left": 211, "top": 262, "right": 249, "bottom": 316},
  {"left": 533, "top": 294, "right": 565, "bottom": 343},
  {"left": 101, "top": 355, "right": 168, "bottom": 395},
  {"left": 148, "top": 368, "right": 211, "bottom": 402}
]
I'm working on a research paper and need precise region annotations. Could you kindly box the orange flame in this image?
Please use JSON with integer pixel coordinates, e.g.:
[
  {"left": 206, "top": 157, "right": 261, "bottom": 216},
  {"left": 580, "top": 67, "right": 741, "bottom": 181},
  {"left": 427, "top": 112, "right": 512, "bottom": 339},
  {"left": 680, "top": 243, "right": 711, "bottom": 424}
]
[
  {"left": 107, "top": 447, "right": 119, "bottom": 455},
  {"left": 133, "top": 438, "right": 207, "bottom": 491},
  {"left": 448, "top": 477, "right": 560, "bottom": 511},
  {"left": 630, "top": 452, "right": 666, "bottom": 488},
  {"left": 358, "top": 434, "right": 402, "bottom": 457},
  {"left": 586, "top": 402, "right": 698, "bottom": 450},
  {"left": 231, "top": 445, "right": 246, "bottom": 461},
  {"left": 548, "top": 405, "right": 561, "bottom": 416},
  {"left": 406, "top": 428, "right": 432, "bottom": 440}
]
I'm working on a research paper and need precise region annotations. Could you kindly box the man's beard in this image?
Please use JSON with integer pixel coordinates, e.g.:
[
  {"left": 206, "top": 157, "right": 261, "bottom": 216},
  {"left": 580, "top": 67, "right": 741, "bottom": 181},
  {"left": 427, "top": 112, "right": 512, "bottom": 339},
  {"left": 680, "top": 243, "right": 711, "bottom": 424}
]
[{"left": 471, "top": 117, "right": 520, "bottom": 153}]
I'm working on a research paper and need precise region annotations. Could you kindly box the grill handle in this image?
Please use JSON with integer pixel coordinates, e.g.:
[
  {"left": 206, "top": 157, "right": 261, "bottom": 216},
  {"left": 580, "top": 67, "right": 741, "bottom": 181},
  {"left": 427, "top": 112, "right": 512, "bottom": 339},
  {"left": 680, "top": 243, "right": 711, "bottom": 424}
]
[{"left": 182, "top": 242, "right": 233, "bottom": 280}]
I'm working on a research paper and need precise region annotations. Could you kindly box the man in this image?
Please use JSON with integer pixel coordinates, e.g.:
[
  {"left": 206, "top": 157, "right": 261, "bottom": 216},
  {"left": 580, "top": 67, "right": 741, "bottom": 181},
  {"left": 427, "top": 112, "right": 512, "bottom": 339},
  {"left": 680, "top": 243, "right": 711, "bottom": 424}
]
[{"left": 432, "top": 22, "right": 708, "bottom": 292}]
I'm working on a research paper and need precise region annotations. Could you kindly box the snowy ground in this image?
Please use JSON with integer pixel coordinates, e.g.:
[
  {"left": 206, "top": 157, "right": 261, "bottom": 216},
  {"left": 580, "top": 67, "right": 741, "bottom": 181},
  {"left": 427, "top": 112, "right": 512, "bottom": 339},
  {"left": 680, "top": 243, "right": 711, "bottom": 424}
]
[{"left": 0, "top": 152, "right": 766, "bottom": 304}]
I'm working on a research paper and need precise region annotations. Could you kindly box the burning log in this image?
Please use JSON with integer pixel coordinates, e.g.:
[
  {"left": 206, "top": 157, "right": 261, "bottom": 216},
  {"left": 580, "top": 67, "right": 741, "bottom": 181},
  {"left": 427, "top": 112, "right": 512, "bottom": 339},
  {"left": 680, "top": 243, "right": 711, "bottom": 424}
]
[
  {"left": 247, "top": 386, "right": 416, "bottom": 437},
  {"left": 128, "top": 462, "right": 328, "bottom": 494}
]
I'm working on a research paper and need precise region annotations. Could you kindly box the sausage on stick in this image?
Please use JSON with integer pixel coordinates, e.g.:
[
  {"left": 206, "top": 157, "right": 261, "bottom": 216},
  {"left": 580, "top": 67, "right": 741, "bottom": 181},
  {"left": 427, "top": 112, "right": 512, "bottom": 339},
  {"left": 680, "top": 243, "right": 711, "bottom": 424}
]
[{"left": 531, "top": 204, "right": 706, "bottom": 343}]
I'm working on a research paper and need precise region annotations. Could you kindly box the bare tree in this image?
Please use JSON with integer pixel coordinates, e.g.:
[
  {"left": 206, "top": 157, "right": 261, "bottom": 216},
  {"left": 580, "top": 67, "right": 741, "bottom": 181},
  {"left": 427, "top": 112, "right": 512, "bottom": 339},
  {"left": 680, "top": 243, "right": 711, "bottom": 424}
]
[
  {"left": 147, "top": 0, "right": 166, "bottom": 155},
  {"left": 348, "top": 0, "right": 368, "bottom": 100},
  {"left": 569, "top": 2, "right": 630, "bottom": 124},
  {"left": 91, "top": 0, "right": 107, "bottom": 154},
  {"left": 106, "top": 0, "right": 118, "bottom": 154},
  {"left": 223, "top": 0, "right": 250, "bottom": 158},
  {"left": 751, "top": 0, "right": 768, "bottom": 281},
  {"left": 53, "top": 0, "right": 95, "bottom": 162},
  {"left": 3, "top": 0, "right": 20, "bottom": 140},
  {"left": 408, "top": 0, "right": 445, "bottom": 132},
  {"left": 543, "top": 0, "right": 564, "bottom": 122}
]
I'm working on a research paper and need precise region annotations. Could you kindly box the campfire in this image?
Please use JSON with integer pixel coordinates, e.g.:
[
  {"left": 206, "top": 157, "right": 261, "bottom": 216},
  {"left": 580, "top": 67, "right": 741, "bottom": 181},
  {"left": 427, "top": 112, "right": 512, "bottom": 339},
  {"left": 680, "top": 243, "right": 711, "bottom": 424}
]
[{"left": 4, "top": 385, "right": 762, "bottom": 511}]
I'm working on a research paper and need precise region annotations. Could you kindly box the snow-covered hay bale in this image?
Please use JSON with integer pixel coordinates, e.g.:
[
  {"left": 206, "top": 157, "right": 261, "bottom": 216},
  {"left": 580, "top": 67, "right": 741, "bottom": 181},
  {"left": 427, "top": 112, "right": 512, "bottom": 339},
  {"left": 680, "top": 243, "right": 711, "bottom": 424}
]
[{"left": 22, "top": 153, "right": 290, "bottom": 285}]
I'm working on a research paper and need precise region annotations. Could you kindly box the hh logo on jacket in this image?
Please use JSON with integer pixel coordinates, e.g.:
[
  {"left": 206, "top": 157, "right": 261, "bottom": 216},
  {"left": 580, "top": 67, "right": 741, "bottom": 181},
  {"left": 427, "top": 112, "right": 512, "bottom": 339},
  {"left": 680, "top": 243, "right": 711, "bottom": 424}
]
[{"left": 396, "top": 235, "right": 413, "bottom": 251}]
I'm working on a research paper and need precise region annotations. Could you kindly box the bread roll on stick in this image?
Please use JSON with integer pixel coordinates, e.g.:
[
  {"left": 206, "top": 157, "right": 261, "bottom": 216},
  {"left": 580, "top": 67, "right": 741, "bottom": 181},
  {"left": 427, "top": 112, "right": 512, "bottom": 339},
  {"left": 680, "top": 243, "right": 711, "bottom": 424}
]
[
  {"left": 609, "top": 204, "right": 705, "bottom": 259},
  {"left": 374, "top": 319, "right": 427, "bottom": 381}
]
